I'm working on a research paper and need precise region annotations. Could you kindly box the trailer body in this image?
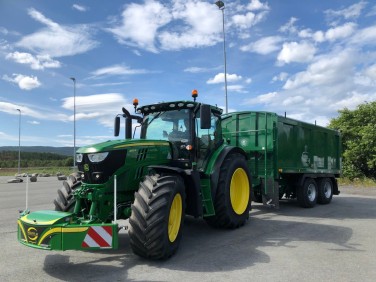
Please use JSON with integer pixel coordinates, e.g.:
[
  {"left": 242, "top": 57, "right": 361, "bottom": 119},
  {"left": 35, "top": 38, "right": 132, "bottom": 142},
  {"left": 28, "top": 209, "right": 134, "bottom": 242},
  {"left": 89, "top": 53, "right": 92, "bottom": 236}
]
[{"left": 222, "top": 111, "right": 341, "bottom": 207}]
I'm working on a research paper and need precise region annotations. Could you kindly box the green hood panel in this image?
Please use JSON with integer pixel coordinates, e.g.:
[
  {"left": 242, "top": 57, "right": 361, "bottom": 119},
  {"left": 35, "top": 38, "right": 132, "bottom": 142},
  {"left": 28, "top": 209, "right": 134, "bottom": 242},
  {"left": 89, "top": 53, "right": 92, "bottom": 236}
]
[{"left": 77, "top": 139, "right": 170, "bottom": 153}]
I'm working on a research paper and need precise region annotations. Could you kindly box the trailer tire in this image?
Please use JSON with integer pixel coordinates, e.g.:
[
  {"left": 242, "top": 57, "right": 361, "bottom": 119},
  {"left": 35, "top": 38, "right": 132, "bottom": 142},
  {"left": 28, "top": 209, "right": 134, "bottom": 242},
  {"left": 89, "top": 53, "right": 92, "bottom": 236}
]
[
  {"left": 129, "top": 172, "right": 185, "bottom": 259},
  {"left": 317, "top": 178, "right": 333, "bottom": 204},
  {"left": 205, "top": 153, "right": 251, "bottom": 228},
  {"left": 53, "top": 172, "right": 81, "bottom": 212},
  {"left": 297, "top": 178, "right": 317, "bottom": 208}
]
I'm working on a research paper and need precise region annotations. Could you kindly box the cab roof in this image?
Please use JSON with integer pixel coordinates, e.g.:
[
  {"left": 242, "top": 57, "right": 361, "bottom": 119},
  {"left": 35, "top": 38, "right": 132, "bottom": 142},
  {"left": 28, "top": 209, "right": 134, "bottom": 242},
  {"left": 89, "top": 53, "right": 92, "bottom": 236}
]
[{"left": 137, "top": 101, "right": 223, "bottom": 115}]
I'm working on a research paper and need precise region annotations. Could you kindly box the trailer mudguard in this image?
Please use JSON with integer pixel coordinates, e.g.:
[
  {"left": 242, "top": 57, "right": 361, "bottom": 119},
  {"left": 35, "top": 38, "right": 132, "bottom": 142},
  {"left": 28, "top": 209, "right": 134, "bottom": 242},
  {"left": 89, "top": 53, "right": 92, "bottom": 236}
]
[{"left": 17, "top": 210, "right": 118, "bottom": 251}]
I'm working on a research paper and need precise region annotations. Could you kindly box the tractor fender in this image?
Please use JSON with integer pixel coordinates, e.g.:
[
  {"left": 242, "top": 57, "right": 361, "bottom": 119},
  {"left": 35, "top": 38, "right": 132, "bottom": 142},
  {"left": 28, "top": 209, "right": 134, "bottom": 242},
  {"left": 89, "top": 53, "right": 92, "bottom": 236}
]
[{"left": 208, "top": 146, "right": 248, "bottom": 200}]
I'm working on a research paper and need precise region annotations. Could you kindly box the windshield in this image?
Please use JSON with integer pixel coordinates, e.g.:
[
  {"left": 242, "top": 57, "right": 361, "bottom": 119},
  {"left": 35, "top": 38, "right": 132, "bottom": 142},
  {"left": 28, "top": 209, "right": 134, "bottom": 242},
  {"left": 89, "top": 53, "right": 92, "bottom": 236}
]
[{"left": 143, "top": 109, "right": 191, "bottom": 141}]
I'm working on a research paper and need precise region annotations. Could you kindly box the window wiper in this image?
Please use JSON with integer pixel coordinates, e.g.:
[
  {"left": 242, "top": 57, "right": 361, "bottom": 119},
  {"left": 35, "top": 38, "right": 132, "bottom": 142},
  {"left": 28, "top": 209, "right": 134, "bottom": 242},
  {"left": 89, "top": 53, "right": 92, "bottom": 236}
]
[{"left": 147, "top": 111, "right": 165, "bottom": 126}]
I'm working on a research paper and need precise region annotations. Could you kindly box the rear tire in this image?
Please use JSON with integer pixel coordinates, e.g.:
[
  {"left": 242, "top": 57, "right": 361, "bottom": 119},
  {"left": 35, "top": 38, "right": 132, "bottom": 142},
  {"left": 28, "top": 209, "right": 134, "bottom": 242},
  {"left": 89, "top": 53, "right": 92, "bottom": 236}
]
[
  {"left": 297, "top": 178, "right": 317, "bottom": 208},
  {"left": 129, "top": 173, "right": 186, "bottom": 259},
  {"left": 317, "top": 178, "right": 333, "bottom": 204},
  {"left": 205, "top": 153, "right": 251, "bottom": 228},
  {"left": 54, "top": 172, "right": 81, "bottom": 212}
]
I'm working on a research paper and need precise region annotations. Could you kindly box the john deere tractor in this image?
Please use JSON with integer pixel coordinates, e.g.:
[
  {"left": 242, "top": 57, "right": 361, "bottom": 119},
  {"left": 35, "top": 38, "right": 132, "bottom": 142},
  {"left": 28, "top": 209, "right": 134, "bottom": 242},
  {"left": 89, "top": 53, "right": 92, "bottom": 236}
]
[{"left": 17, "top": 92, "right": 252, "bottom": 259}]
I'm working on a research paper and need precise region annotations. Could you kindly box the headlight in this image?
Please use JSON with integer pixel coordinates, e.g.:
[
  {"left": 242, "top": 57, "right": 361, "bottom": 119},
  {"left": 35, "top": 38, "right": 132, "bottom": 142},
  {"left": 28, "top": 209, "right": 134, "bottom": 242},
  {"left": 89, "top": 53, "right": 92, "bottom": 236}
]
[
  {"left": 88, "top": 152, "right": 109, "bottom": 163},
  {"left": 76, "top": 153, "right": 83, "bottom": 163}
]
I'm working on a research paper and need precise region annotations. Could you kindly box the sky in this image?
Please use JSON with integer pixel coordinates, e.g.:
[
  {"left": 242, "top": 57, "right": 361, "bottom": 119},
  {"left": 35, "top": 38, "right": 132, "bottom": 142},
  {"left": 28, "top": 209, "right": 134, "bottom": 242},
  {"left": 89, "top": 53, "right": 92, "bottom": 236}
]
[{"left": 1, "top": 0, "right": 376, "bottom": 148}]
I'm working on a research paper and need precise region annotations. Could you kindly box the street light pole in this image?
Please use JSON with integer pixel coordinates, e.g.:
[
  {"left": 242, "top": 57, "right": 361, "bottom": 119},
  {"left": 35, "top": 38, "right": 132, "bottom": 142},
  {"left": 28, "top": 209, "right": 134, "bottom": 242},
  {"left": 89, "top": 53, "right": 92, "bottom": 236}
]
[
  {"left": 16, "top": 108, "right": 21, "bottom": 174},
  {"left": 215, "top": 0, "right": 228, "bottom": 114},
  {"left": 70, "top": 77, "right": 76, "bottom": 168}
]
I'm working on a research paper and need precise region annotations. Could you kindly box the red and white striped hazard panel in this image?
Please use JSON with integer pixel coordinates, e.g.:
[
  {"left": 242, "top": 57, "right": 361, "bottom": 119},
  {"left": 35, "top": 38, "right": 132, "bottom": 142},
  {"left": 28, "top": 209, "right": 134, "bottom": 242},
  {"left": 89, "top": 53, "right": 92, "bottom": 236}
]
[{"left": 82, "top": 226, "right": 113, "bottom": 248}]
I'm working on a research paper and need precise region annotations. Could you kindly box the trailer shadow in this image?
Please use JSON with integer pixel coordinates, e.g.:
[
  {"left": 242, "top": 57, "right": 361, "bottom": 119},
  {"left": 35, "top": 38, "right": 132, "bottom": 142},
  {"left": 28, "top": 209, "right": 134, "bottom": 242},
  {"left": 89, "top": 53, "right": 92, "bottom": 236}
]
[
  {"left": 255, "top": 194, "right": 376, "bottom": 220},
  {"left": 43, "top": 207, "right": 360, "bottom": 279}
]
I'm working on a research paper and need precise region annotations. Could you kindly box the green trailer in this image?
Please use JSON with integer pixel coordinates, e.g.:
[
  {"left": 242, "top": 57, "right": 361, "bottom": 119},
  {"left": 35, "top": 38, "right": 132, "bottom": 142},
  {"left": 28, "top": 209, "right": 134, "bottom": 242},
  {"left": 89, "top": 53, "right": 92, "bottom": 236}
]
[
  {"left": 17, "top": 93, "right": 342, "bottom": 259},
  {"left": 222, "top": 111, "right": 341, "bottom": 208}
]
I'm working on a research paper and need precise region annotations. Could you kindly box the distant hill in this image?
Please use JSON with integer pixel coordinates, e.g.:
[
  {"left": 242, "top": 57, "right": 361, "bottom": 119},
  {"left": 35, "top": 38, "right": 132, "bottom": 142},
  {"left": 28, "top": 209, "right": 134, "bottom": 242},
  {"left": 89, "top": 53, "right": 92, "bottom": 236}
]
[{"left": 0, "top": 146, "right": 74, "bottom": 156}]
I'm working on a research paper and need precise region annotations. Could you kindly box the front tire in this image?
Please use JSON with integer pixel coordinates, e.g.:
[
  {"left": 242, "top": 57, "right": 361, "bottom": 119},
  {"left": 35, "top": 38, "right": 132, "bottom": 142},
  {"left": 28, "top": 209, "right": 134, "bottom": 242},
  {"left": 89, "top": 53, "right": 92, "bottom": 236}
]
[
  {"left": 205, "top": 153, "right": 251, "bottom": 228},
  {"left": 54, "top": 172, "right": 81, "bottom": 212},
  {"left": 129, "top": 173, "right": 186, "bottom": 259}
]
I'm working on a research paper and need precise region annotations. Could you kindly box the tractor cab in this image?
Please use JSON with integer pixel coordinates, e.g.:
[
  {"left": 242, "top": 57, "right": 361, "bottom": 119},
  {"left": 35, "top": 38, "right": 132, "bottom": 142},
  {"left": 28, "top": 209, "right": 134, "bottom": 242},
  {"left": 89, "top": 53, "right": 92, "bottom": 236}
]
[{"left": 137, "top": 100, "right": 223, "bottom": 171}]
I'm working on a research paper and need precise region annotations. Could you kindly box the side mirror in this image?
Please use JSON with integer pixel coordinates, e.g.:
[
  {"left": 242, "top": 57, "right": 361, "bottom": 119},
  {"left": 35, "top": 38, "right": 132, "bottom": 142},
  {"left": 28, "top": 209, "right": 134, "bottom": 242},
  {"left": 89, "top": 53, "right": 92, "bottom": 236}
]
[
  {"left": 200, "top": 104, "right": 211, "bottom": 129},
  {"left": 114, "top": 116, "right": 120, "bottom": 137}
]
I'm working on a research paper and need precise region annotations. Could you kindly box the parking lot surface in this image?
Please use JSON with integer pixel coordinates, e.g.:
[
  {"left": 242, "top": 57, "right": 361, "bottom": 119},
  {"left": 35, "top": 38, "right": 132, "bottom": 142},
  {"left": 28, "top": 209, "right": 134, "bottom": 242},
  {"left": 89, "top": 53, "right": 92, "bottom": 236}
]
[{"left": 1, "top": 176, "right": 375, "bottom": 282}]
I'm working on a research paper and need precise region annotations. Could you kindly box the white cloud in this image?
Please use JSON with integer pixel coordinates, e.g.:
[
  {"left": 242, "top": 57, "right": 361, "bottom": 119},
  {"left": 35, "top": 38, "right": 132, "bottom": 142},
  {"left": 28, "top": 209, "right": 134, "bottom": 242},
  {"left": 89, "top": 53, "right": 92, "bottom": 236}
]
[
  {"left": 227, "top": 85, "right": 248, "bottom": 93},
  {"left": 365, "top": 64, "right": 376, "bottom": 80},
  {"left": 324, "top": 22, "right": 357, "bottom": 41},
  {"left": 6, "top": 51, "right": 61, "bottom": 70},
  {"left": 207, "top": 73, "right": 242, "bottom": 84},
  {"left": 72, "top": 4, "right": 88, "bottom": 12},
  {"left": 90, "top": 64, "right": 150, "bottom": 77},
  {"left": 279, "top": 17, "right": 298, "bottom": 33},
  {"left": 107, "top": 0, "right": 268, "bottom": 53},
  {"left": 16, "top": 8, "right": 98, "bottom": 57},
  {"left": 184, "top": 66, "right": 218, "bottom": 73},
  {"left": 350, "top": 25, "right": 376, "bottom": 46},
  {"left": 283, "top": 49, "right": 354, "bottom": 90},
  {"left": 272, "top": 72, "right": 289, "bottom": 83},
  {"left": 61, "top": 93, "right": 133, "bottom": 127},
  {"left": 240, "top": 36, "right": 282, "bottom": 54},
  {"left": 247, "top": 0, "right": 270, "bottom": 11},
  {"left": 107, "top": 0, "right": 172, "bottom": 53},
  {"left": 277, "top": 41, "right": 316, "bottom": 65},
  {"left": 325, "top": 1, "right": 366, "bottom": 20},
  {"left": 0, "top": 101, "right": 68, "bottom": 121},
  {"left": 158, "top": 1, "right": 221, "bottom": 51},
  {"left": 27, "top": 120, "right": 40, "bottom": 125},
  {"left": 2, "top": 74, "right": 41, "bottom": 90},
  {"left": 245, "top": 92, "right": 277, "bottom": 105},
  {"left": 232, "top": 12, "right": 258, "bottom": 29}
]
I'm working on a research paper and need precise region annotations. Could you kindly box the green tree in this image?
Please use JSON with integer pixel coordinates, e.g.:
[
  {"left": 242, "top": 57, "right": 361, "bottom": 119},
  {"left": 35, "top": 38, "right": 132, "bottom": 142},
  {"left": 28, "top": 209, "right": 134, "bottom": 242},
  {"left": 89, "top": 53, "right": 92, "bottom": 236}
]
[{"left": 329, "top": 101, "right": 376, "bottom": 179}]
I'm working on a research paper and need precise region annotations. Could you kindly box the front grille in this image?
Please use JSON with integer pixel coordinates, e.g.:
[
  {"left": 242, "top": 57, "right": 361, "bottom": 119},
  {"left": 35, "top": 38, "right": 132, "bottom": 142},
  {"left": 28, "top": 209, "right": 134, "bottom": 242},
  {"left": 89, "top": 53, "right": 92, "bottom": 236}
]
[{"left": 78, "top": 150, "right": 127, "bottom": 184}]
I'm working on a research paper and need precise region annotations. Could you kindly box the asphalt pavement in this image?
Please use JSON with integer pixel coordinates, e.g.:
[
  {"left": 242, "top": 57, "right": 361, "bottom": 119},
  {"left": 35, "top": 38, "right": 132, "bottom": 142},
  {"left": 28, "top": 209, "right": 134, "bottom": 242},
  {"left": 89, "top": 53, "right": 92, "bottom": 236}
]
[{"left": 1, "top": 176, "right": 375, "bottom": 282}]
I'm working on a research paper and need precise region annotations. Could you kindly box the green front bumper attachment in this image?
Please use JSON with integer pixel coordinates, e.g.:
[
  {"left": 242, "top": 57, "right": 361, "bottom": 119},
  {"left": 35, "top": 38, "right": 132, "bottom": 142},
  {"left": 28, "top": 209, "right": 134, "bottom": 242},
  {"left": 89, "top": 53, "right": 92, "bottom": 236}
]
[{"left": 17, "top": 210, "right": 118, "bottom": 251}]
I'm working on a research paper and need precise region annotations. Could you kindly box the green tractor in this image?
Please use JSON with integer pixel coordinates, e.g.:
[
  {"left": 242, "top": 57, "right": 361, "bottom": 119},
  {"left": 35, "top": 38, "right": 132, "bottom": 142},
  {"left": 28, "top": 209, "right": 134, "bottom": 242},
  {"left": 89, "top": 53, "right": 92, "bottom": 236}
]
[{"left": 18, "top": 92, "right": 252, "bottom": 259}]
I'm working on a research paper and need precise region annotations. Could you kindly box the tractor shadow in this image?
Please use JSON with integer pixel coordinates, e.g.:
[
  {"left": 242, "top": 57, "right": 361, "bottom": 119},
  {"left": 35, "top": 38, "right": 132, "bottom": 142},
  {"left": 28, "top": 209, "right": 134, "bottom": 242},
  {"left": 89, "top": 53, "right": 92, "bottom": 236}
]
[{"left": 43, "top": 195, "right": 370, "bottom": 279}]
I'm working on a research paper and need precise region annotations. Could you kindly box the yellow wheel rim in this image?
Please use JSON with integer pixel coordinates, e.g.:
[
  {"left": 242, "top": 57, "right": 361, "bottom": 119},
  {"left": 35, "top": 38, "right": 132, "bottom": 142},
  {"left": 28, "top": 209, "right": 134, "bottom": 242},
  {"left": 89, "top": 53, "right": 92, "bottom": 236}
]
[
  {"left": 230, "top": 168, "right": 250, "bottom": 215},
  {"left": 168, "top": 193, "right": 182, "bottom": 243}
]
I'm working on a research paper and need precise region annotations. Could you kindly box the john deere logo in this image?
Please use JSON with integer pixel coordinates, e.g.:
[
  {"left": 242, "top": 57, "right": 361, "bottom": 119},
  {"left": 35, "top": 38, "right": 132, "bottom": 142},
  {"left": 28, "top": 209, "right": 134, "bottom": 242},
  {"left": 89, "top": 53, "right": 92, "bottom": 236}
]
[
  {"left": 27, "top": 227, "right": 38, "bottom": 241},
  {"left": 84, "top": 164, "right": 89, "bottom": 172}
]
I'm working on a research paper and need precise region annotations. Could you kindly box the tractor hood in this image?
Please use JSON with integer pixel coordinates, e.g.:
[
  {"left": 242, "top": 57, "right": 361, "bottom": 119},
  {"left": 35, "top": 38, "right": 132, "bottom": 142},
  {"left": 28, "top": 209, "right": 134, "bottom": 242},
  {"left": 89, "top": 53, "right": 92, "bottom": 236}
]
[{"left": 77, "top": 139, "right": 170, "bottom": 154}]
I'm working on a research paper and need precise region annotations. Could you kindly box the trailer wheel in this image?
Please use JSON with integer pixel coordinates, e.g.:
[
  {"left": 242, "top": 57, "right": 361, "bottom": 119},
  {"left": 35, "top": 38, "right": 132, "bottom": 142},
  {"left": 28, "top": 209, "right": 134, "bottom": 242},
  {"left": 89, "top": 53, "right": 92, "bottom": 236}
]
[
  {"left": 317, "top": 178, "right": 333, "bottom": 204},
  {"left": 129, "top": 172, "right": 185, "bottom": 259},
  {"left": 205, "top": 153, "right": 251, "bottom": 228},
  {"left": 53, "top": 172, "right": 81, "bottom": 212},
  {"left": 297, "top": 178, "right": 317, "bottom": 208}
]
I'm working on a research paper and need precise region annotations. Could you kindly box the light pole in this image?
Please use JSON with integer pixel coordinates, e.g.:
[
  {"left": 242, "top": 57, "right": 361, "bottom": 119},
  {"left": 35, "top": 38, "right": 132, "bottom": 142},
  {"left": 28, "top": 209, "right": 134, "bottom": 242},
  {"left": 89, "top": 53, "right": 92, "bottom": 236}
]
[
  {"left": 16, "top": 108, "right": 21, "bottom": 174},
  {"left": 215, "top": 0, "right": 228, "bottom": 114},
  {"left": 70, "top": 77, "right": 76, "bottom": 168}
]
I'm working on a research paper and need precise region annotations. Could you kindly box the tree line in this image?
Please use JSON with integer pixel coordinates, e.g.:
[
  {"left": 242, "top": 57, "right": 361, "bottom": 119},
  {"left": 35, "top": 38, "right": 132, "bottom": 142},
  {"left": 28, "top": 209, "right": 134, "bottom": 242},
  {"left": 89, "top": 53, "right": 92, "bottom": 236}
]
[{"left": 0, "top": 151, "right": 73, "bottom": 168}]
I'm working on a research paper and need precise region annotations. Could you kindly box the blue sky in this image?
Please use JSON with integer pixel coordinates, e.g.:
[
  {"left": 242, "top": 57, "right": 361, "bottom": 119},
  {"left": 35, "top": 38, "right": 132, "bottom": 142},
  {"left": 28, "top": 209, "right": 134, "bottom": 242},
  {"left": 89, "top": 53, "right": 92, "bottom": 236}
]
[{"left": 1, "top": 0, "right": 375, "bottom": 147}]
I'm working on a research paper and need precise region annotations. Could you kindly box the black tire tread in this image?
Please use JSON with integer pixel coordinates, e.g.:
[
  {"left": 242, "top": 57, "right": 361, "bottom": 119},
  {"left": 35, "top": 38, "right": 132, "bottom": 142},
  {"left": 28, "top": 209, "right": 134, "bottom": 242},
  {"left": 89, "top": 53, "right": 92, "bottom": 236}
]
[
  {"left": 54, "top": 172, "right": 81, "bottom": 212},
  {"left": 129, "top": 173, "right": 185, "bottom": 259},
  {"left": 317, "top": 177, "right": 333, "bottom": 205},
  {"left": 297, "top": 178, "right": 317, "bottom": 208}
]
